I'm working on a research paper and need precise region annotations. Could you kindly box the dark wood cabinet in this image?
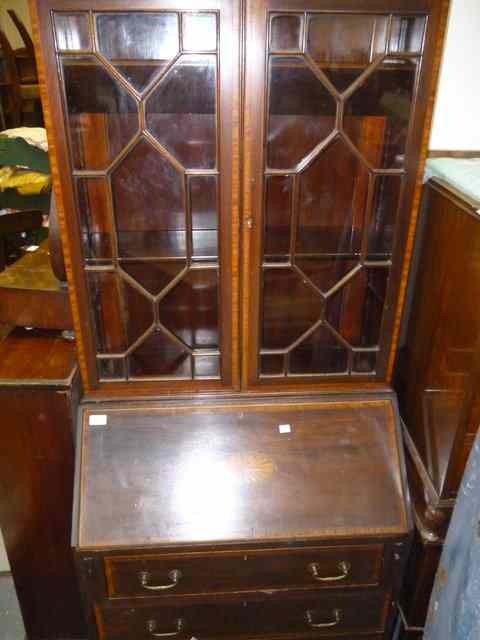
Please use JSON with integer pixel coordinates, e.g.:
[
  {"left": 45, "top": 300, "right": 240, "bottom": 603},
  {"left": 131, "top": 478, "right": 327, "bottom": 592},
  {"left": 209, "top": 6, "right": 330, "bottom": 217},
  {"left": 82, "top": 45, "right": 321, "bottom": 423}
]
[
  {"left": 395, "top": 176, "right": 480, "bottom": 636},
  {"left": 0, "top": 327, "right": 85, "bottom": 639},
  {"left": 28, "top": 1, "right": 450, "bottom": 639},
  {"left": 399, "top": 178, "right": 480, "bottom": 514}
]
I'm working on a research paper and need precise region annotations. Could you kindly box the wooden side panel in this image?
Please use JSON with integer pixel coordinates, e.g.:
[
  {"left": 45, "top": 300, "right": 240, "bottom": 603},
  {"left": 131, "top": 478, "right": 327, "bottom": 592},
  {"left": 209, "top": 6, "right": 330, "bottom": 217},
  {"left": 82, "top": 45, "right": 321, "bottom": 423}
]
[
  {"left": 0, "top": 329, "right": 85, "bottom": 639},
  {"left": 398, "top": 530, "right": 442, "bottom": 638},
  {"left": 398, "top": 180, "right": 480, "bottom": 500}
]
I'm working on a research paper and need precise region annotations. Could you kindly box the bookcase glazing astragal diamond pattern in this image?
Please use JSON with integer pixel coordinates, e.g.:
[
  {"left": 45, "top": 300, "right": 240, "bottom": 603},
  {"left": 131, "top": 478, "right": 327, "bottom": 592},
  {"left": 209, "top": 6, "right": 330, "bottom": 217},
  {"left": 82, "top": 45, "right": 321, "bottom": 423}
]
[
  {"left": 260, "top": 12, "right": 423, "bottom": 378},
  {"left": 56, "top": 11, "right": 221, "bottom": 381}
]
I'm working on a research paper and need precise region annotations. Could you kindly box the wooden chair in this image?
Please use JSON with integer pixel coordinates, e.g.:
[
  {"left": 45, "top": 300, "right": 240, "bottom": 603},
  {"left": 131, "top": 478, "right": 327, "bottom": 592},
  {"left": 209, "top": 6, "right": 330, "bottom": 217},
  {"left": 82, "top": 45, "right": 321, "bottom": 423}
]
[
  {"left": 0, "top": 28, "right": 41, "bottom": 127},
  {"left": 7, "top": 9, "right": 38, "bottom": 84},
  {"left": 0, "top": 208, "right": 43, "bottom": 270}
]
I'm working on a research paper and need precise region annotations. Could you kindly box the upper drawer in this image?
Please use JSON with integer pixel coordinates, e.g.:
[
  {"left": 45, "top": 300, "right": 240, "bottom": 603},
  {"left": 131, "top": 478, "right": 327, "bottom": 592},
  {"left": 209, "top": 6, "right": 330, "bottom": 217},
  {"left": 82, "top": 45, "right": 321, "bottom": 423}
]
[{"left": 104, "top": 544, "right": 384, "bottom": 599}]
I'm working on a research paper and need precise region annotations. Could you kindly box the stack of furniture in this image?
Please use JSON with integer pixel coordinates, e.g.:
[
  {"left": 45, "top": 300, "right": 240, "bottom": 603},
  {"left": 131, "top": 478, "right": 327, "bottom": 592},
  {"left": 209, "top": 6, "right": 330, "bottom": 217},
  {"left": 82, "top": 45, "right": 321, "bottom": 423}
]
[
  {"left": 0, "top": 207, "right": 43, "bottom": 270},
  {"left": 0, "top": 130, "right": 50, "bottom": 270},
  {"left": 0, "top": 9, "right": 42, "bottom": 127},
  {"left": 28, "top": 1, "right": 449, "bottom": 638},
  {"left": 7, "top": 9, "right": 38, "bottom": 85},
  {"left": 0, "top": 128, "right": 76, "bottom": 640},
  {"left": 0, "top": 194, "right": 72, "bottom": 330},
  {"left": 0, "top": 138, "right": 77, "bottom": 637},
  {"left": 395, "top": 163, "right": 480, "bottom": 637},
  {"left": 0, "top": 120, "right": 70, "bottom": 328}
]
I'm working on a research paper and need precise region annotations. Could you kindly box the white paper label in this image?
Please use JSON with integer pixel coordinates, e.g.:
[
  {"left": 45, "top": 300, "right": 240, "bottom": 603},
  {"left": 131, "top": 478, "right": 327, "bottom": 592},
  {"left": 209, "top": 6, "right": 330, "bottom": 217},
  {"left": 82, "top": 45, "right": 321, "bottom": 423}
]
[
  {"left": 278, "top": 423, "right": 292, "bottom": 434},
  {"left": 25, "top": 245, "right": 39, "bottom": 252},
  {"left": 89, "top": 414, "right": 107, "bottom": 426}
]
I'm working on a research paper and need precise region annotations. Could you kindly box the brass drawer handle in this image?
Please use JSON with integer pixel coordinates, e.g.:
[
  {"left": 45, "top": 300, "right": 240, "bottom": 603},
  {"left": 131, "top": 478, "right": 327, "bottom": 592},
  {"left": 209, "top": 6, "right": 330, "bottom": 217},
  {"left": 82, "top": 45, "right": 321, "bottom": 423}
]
[
  {"left": 147, "top": 618, "right": 185, "bottom": 637},
  {"left": 139, "top": 569, "right": 182, "bottom": 591},
  {"left": 307, "top": 561, "right": 351, "bottom": 582},
  {"left": 305, "top": 608, "right": 341, "bottom": 628}
]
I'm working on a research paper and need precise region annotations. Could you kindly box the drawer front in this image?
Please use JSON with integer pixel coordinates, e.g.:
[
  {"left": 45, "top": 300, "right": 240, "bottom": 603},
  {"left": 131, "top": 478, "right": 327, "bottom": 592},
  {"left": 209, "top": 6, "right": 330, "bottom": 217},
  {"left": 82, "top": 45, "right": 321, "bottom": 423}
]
[
  {"left": 98, "top": 591, "right": 389, "bottom": 639},
  {"left": 105, "top": 545, "right": 384, "bottom": 599}
]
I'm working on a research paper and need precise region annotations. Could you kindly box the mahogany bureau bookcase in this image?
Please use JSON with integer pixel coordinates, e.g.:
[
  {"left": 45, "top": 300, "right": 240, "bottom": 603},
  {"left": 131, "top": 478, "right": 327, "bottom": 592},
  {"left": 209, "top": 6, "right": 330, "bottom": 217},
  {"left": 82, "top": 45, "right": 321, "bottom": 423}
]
[{"left": 29, "top": 1, "right": 449, "bottom": 638}]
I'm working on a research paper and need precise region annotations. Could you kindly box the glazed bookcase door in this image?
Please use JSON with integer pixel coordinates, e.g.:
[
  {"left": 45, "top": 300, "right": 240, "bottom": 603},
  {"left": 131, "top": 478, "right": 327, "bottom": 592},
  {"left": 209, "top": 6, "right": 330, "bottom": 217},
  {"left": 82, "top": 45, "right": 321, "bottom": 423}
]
[
  {"left": 32, "top": 1, "right": 240, "bottom": 395},
  {"left": 243, "top": 0, "right": 445, "bottom": 389}
]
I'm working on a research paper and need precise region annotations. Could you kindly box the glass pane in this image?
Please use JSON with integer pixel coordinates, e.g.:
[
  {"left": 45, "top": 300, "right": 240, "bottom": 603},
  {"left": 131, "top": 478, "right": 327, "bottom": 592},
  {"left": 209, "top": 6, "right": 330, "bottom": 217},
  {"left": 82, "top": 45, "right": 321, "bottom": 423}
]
[
  {"left": 77, "top": 177, "right": 113, "bottom": 260},
  {"left": 62, "top": 56, "right": 138, "bottom": 170},
  {"left": 297, "top": 138, "right": 369, "bottom": 255},
  {"left": 54, "top": 12, "right": 91, "bottom": 51},
  {"left": 146, "top": 55, "right": 217, "bottom": 169},
  {"left": 270, "top": 14, "right": 303, "bottom": 52},
  {"left": 295, "top": 257, "right": 358, "bottom": 294},
  {"left": 182, "top": 13, "right": 217, "bottom": 51},
  {"left": 120, "top": 261, "right": 185, "bottom": 296},
  {"left": 390, "top": 16, "right": 426, "bottom": 54},
  {"left": 326, "top": 267, "right": 389, "bottom": 347},
  {"left": 98, "top": 358, "right": 125, "bottom": 380},
  {"left": 121, "top": 277, "right": 154, "bottom": 347},
  {"left": 262, "top": 268, "right": 321, "bottom": 350},
  {"left": 194, "top": 355, "right": 220, "bottom": 378},
  {"left": 353, "top": 351, "right": 376, "bottom": 373},
  {"left": 267, "top": 56, "right": 336, "bottom": 170},
  {"left": 87, "top": 271, "right": 153, "bottom": 353},
  {"left": 88, "top": 271, "right": 126, "bottom": 353},
  {"left": 160, "top": 269, "right": 219, "bottom": 349},
  {"left": 260, "top": 353, "right": 285, "bottom": 376},
  {"left": 343, "top": 59, "right": 417, "bottom": 168},
  {"left": 190, "top": 175, "right": 218, "bottom": 258},
  {"left": 421, "top": 390, "right": 466, "bottom": 495},
  {"left": 307, "top": 14, "right": 388, "bottom": 92},
  {"left": 111, "top": 138, "right": 185, "bottom": 258},
  {"left": 289, "top": 326, "right": 348, "bottom": 374},
  {"left": 96, "top": 12, "right": 179, "bottom": 91},
  {"left": 264, "top": 175, "right": 292, "bottom": 259},
  {"left": 129, "top": 329, "right": 191, "bottom": 378},
  {"left": 368, "top": 175, "right": 402, "bottom": 258}
]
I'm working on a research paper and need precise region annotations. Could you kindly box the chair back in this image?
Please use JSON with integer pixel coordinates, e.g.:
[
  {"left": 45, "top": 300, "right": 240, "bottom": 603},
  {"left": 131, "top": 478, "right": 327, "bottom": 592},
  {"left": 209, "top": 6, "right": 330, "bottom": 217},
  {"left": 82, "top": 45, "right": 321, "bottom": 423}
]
[
  {"left": 0, "top": 28, "right": 21, "bottom": 126},
  {"left": 7, "top": 10, "right": 35, "bottom": 58}
]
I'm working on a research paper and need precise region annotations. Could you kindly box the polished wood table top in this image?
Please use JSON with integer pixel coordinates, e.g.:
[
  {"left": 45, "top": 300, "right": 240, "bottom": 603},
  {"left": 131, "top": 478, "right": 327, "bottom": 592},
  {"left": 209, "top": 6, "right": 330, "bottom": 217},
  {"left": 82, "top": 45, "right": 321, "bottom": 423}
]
[{"left": 0, "top": 325, "right": 77, "bottom": 384}]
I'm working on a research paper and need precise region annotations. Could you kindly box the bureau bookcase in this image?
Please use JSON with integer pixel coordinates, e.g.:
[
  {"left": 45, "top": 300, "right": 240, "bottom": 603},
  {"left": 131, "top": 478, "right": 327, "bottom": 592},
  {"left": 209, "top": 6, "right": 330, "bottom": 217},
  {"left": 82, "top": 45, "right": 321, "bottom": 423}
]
[
  {"left": 31, "top": 0, "right": 448, "bottom": 397},
  {"left": 30, "top": 1, "right": 449, "bottom": 639}
]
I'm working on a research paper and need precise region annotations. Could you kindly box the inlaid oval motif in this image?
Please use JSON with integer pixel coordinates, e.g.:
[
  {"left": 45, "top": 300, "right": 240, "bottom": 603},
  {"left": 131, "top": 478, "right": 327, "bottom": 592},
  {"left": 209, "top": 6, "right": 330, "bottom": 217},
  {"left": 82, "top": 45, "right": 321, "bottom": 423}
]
[{"left": 227, "top": 453, "right": 277, "bottom": 484}]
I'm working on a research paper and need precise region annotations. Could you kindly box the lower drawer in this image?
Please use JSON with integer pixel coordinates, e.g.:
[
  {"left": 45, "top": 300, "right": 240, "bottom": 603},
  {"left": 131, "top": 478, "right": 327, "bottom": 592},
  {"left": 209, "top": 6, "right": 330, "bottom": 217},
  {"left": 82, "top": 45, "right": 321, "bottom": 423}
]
[{"left": 97, "top": 591, "right": 389, "bottom": 639}]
